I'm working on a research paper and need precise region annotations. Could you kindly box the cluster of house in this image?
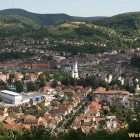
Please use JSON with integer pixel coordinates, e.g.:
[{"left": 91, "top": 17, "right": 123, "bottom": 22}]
[
  {"left": 0, "top": 86, "right": 91, "bottom": 131},
  {"left": 0, "top": 45, "right": 140, "bottom": 80},
  {"left": 0, "top": 37, "right": 86, "bottom": 47},
  {"left": 70, "top": 87, "right": 133, "bottom": 133},
  {"left": 71, "top": 113, "right": 124, "bottom": 133},
  {"left": 70, "top": 103, "right": 125, "bottom": 133}
]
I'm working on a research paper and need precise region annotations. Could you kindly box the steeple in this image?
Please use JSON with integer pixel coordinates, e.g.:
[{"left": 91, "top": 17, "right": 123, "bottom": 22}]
[{"left": 72, "top": 60, "right": 79, "bottom": 78}]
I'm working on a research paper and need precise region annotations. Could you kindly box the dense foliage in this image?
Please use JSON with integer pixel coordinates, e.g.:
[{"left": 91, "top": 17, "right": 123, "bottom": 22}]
[
  {"left": 48, "top": 44, "right": 109, "bottom": 55},
  {"left": 130, "top": 54, "right": 140, "bottom": 68},
  {"left": 0, "top": 51, "right": 34, "bottom": 62},
  {"left": 94, "top": 12, "right": 140, "bottom": 36}
]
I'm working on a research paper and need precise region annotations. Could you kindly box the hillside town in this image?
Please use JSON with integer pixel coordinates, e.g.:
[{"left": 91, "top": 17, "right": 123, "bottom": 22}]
[{"left": 0, "top": 42, "right": 140, "bottom": 135}]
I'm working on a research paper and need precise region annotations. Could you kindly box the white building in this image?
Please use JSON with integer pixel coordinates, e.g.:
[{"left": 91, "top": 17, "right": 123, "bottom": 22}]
[
  {"left": 72, "top": 60, "right": 79, "bottom": 79},
  {"left": 53, "top": 56, "right": 65, "bottom": 60},
  {"left": 98, "top": 74, "right": 112, "bottom": 84},
  {"left": 118, "top": 76, "right": 124, "bottom": 85},
  {"left": 135, "top": 84, "right": 140, "bottom": 93},
  {"left": 92, "top": 87, "right": 129, "bottom": 107},
  {"left": 105, "top": 75, "right": 112, "bottom": 84},
  {"left": 105, "top": 116, "right": 117, "bottom": 129},
  {"left": 0, "top": 90, "right": 22, "bottom": 104}
]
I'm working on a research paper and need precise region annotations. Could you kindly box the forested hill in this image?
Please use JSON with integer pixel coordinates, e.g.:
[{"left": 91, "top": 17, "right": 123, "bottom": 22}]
[
  {"left": 0, "top": 9, "right": 107, "bottom": 26},
  {"left": 0, "top": 9, "right": 75, "bottom": 26},
  {"left": 94, "top": 12, "right": 140, "bottom": 36}
]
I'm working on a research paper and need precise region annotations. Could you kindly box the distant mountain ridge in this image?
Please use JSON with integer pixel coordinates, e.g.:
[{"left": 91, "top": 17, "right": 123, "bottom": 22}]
[
  {"left": 73, "top": 16, "right": 107, "bottom": 22},
  {"left": 0, "top": 8, "right": 140, "bottom": 38},
  {"left": 0, "top": 9, "right": 74, "bottom": 26},
  {"left": 0, "top": 8, "right": 107, "bottom": 26}
]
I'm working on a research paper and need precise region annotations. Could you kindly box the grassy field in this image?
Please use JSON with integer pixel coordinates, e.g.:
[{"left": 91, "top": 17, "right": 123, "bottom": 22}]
[{"left": 47, "top": 22, "right": 79, "bottom": 35}]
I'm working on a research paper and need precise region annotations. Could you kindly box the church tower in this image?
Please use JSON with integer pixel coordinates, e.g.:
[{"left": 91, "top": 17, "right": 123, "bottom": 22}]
[{"left": 72, "top": 60, "right": 79, "bottom": 78}]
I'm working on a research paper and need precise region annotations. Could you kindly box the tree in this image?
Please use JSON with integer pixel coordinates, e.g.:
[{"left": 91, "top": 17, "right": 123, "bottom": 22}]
[
  {"left": 51, "top": 80, "right": 58, "bottom": 88},
  {"left": 22, "top": 108, "right": 27, "bottom": 115},
  {"left": 110, "top": 104, "right": 120, "bottom": 114},
  {"left": 0, "top": 122, "right": 9, "bottom": 140},
  {"left": 15, "top": 80, "right": 24, "bottom": 93},
  {"left": 103, "top": 109, "right": 108, "bottom": 115},
  {"left": 8, "top": 73, "right": 15, "bottom": 83},
  {"left": 121, "top": 73, "right": 126, "bottom": 79},
  {"left": 0, "top": 95, "right": 2, "bottom": 102},
  {"left": 99, "top": 81, "right": 108, "bottom": 89},
  {"left": 21, "top": 71, "right": 26, "bottom": 80},
  {"left": 109, "top": 79, "right": 122, "bottom": 88},
  {"left": 27, "top": 81, "right": 36, "bottom": 92},
  {"left": 38, "top": 74, "right": 46, "bottom": 88},
  {"left": 0, "top": 80, "right": 9, "bottom": 90}
]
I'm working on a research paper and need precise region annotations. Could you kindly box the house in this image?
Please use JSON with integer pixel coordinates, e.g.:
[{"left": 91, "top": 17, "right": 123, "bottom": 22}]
[
  {"left": 28, "top": 108, "right": 36, "bottom": 115},
  {"left": 75, "top": 86, "right": 83, "bottom": 89},
  {"left": 84, "top": 98, "right": 101, "bottom": 117},
  {"left": 7, "top": 106, "right": 22, "bottom": 113},
  {"left": 71, "top": 114, "right": 95, "bottom": 133},
  {"left": 38, "top": 110, "right": 45, "bottom": 117},
  {"left": 57, "top": 106, "right": 68, "bottom": 116},
  {"left": 81, "top": 122, "right": 93, "bottom": 133},
  {"left": 50, "top": 99, "right": 60, "bottom": 107},
  {"left": 14, "top": 113, "right": 24, "bottom": 119},
  {"left": 117, "top": 76, "right": 124, "bottom": 85},
  {"left": 43, "top": 112, "right": 53, "bottom": 123},
  {"left": 92, "top": 87, "right": 129, "bottom": 106},
  {"left": 95, "top": 117, "right": 106, "bottom": 129},
  {"left": 0, "top": 115, "right": 5, "bottom": 122},
  {"left": 29, "top": 99, "right": 38, "bottom": 106},
  {"left": 0, "top": 73, "right": 9, "bottom": 82},
  {"left": 105, "top": 116, "right": 117, "bottom": 130},
  {"left": 4, "top": 124, "right": 25, "bottom": 130},
  {"left": 38, "top": 118, "right": 48, "bottom": 128},
  {"left": 63, "top": 89, "right": 75, "bottom": 95},
  {"left": 39, "top": 86, "right": 53, "bottom": 93},
  {"left": 4, "top": 117, "right": 16, "bottom": 124},
  {"left": 54, "top": 115, "right": 62, "bottom": 124},
  {"left": 48, "top": 122, "right": 56, "bottom": 129},
  {"left": 102, "top": 106, "right": 110, "bottom": 111},
  {"left": 42, "top": 100, "right": 51, "bottom": 106},
  {"left": 0, "top": 107, "right": 8, "bottom": 117},
  {"left": 24, "top": 115, "right": 40, "bottom": 125}
]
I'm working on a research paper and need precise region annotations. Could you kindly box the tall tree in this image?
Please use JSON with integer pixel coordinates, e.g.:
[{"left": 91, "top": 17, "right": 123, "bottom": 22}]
[
  {"left": 15, "top": 80, "right": 24, "bottom": 93},
  {"left": 27, "top": 81, "right": 36, "bottom": 92}
]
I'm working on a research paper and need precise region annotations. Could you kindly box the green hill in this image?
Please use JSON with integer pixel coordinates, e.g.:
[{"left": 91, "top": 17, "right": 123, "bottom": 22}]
[
  {"left": 94, "top": 12, "right": 140, "bottom": 36},
  {"left": 0, "top": 14, "right": 40, "bottom": 36},
  {"left": 47, "top": 22, "right": 121, "bottom": 47},
  {"left": 0, "top": 9, "right": 75, "bottom": 26}
]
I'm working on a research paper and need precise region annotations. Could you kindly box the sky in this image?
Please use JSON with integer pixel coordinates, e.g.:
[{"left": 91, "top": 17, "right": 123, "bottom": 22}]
[{"left": 0, "top": 0, "right": 140, "bottom": 17}]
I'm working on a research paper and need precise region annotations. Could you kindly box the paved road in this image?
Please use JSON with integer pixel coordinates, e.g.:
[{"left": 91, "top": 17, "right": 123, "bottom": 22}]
[{"left": 57, "top": 101, "right": 86, "bottom": 133}]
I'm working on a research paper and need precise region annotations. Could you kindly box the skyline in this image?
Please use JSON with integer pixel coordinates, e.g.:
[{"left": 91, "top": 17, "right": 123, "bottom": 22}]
[{"left": 0, "top": 0, "right": 140, "bottom": 17}]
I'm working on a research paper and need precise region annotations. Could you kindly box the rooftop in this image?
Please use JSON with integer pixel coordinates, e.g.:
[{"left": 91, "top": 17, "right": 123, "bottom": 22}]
[
  {"left": 93, "top": 87, "right": 129, "bottom": 95},
  {"left": 1, "top": 90, "right": 22, "bottom": 96}
]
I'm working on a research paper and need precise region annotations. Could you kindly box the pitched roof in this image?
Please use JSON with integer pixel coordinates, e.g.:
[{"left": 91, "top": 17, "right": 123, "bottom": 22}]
[
  {"left": 4, "top": 124, "right": 24, "bottom": 130},
  {"left": 93, "top": 88, "right": 129, "bottom": 95},
  {"left": 4, "top": 117, "right": 16, "bottom": 124}
]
